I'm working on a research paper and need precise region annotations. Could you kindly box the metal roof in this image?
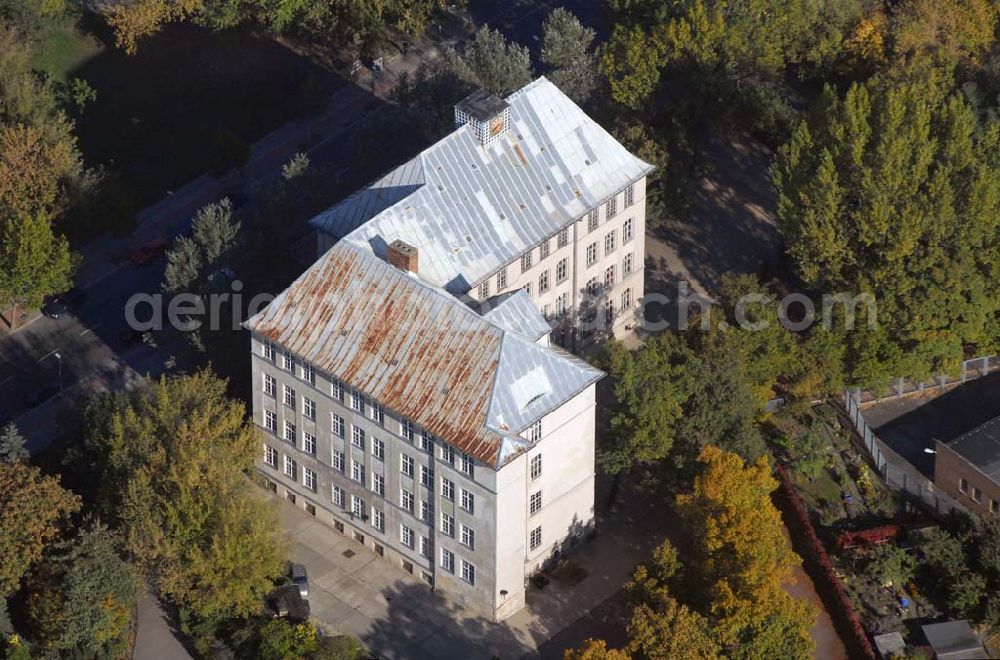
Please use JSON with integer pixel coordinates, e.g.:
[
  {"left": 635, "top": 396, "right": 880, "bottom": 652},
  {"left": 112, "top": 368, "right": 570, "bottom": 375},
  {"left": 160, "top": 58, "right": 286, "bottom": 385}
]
[
  {"left": 947, "top": 416, "right": 1000, "bottom": 481},
  {"left": 244, "top": 242, "right": 603, "bottom": 467},
  {"left": 480, "top": 290, "right": 551, "bottom": 342},
  {"left": 309, "top": 77, "right": 654, "bottom": 291}
]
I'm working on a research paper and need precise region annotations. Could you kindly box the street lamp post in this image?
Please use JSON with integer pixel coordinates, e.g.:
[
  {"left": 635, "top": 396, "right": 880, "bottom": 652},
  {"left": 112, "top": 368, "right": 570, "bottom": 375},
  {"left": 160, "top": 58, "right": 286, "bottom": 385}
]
[{"left": 53, "top": 351, "right": 62, "bottom": 392}]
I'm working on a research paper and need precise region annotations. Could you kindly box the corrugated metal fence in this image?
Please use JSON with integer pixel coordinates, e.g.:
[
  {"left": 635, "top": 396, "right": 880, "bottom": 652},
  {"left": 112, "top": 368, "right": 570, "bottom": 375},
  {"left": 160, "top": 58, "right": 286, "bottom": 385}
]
[
  {"left": 842, "top": 389, "right": 964, "bottom": 516},
  {"left": 856, "top": 356, "right": 1000, "bottom": 406}
]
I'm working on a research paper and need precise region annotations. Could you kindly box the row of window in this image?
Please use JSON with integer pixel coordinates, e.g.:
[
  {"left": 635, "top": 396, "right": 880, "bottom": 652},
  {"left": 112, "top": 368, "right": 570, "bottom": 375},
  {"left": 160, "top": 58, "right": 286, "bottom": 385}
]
[
  {"left": 260, "top": 353, "right": 477, "bottom": 479},
  {"left": 958, "top": 477, "right": 999, "bottom": 513},
  {"left": 476, "top": 187, "right": 636, "bottom": 299}
]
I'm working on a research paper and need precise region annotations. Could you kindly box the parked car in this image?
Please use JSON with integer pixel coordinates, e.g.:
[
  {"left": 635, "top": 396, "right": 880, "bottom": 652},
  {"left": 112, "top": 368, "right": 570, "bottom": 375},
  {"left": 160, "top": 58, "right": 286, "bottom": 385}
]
[
  {"left": 290, "top": 563, "right": 309, "bottom": 598},
  {"left": 130, "top": 239, "right": 169, "bottom": 264},
  {"left": 41, "top": 287, "right": 87, "bottom": 319}
]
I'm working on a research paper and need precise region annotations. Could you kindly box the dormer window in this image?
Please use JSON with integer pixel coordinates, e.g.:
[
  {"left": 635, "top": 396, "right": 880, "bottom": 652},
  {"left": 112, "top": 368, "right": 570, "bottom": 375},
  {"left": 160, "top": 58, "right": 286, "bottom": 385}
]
[{"left": 455, "top": 89, "right": 511, "bottom": 146}]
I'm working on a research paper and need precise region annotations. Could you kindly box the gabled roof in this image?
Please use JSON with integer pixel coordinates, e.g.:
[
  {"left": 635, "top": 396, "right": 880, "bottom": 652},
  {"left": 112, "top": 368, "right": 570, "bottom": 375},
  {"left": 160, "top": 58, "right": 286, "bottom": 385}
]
[
  {"left": 946, "top": 417, "right": 1000, "bottom": 482},
  {"left": 309, "top": 77, "right": 654, "bottom": 292},
  {"left": 481, "top": 290, "right": 551, "bottom": 342},
  {"left": 244, "top": 242, "right": 602, "bottom": 467}
]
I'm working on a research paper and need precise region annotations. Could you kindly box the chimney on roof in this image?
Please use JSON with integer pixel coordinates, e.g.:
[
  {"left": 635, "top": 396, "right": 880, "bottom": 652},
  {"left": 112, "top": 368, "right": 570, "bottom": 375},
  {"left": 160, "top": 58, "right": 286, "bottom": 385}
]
[
  {"left": 455, "top": 89, "right": 511, "bottom": 146},
  {"left": 387, "top": 240, "right": 419, "bottom": 274}
]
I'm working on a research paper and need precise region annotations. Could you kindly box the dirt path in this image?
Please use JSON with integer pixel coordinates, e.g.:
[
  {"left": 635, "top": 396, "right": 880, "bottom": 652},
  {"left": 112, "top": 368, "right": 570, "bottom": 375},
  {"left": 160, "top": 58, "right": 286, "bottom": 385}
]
[{"left": 786, "top": 563, "right": 851, "bottom": 660}]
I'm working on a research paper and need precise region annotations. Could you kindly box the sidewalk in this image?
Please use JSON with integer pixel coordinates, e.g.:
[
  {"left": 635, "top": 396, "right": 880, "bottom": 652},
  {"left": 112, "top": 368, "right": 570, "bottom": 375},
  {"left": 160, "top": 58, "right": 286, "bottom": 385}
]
[{"left": 133, "top": 590, "right": 192, "bottom": 660}]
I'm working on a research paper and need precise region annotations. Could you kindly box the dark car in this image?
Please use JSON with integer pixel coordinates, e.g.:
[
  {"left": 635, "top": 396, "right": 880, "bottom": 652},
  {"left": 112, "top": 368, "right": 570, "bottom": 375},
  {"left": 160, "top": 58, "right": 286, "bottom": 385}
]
[
  {"left": 41, "top": 298, "right": 68, "bottom": 319},
  {"left": 41, "top": 286, "right": 87, "bottom": 319},
  {"left": 24, "top": 385, "right": 59, "bottom": 407},
  {"left": 130, "top": 239, "right": 169, "bottom": 265}
]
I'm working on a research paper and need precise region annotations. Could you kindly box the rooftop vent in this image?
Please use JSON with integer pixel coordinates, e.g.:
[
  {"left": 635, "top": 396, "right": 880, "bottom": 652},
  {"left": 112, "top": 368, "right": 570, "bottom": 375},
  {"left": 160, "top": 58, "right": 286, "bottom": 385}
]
[
  {"left": 387, "top": 239, "right": 419, "bottom": 274},
  {"left": 455, "top": 89, "right": 511, "bottom": 146}
]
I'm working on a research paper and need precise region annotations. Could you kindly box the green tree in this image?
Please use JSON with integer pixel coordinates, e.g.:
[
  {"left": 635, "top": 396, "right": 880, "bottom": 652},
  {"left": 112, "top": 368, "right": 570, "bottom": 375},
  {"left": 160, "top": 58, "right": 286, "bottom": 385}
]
[
  {"left": 85, "top": 370, "right": 286, "bottom": 623},
  {"left": 866, "top": 544, "right": 917, "bottom": 587},
  {"left": 257, "top": 620, "right": 318, "bottom": 660},
  {"left": 25, "top": 524, "right": 138, "bottom": 657},
  {"left": 0, "top": 461, "right": 80, "bottom": 596},
  {"left": 563, "top": 638, "right": 631, "bottom": 660},
  {"left": 163, "top": 198, "right": 239, "bottom": 294},
  {"left": 540, "top": 8, "right": 598, "bottom": 104},
  {"left": 773, "top": 79, "right": 1000, "bottom": 385},
  {"left": 0, "top": 212, "right": 74, "bottom": 323},
  {"left": 600, "top": 335, "right": 689, "bottom": 475},
  {"left": 0, "top": 422, "right": 27, "bottom": 463},
  {"left": 442, "top": 26, "right": 534, "bottom": 97},
  {"left": 627, "top": 593, "right": 721, "bottom": 660}
]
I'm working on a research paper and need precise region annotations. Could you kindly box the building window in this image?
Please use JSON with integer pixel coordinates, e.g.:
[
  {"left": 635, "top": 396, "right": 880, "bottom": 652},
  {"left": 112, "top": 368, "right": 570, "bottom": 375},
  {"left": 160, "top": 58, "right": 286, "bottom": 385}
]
[
  {"left": 303, "top": 432, "right": 316, "bottom": 455},
  {"left": 959, "top": 478, "right": 969, "bottom": 493},
  {"left": 282, "top": 351, "right": 293, "bottom": 371},
  {"left": 605, "top": 230, "right": 616, "bottom": 254},
  {"left": 303, "top": 467, "right": 316, "bottom": 491},
  {"left": 371, "top": 403, "right": 384, "bottom": 426},
  {"left": 401, "top": 489, "right": 414, "bottom": 513},
  {"left": 372, "top": 508, "right": 385, "bottom": 532},
  {"left": 991, "top": 499, "right": 999, "bottom": 514},
  {"left": 284, "top": 456, "right": 297, "bottom": 480},
  {"left": 351, "top": 390, "right": 364, "bottom": 414},
  {"left": 351, "top": 460, "right": 365, "bottom": 484},
  {"left": 605, "top": 265, "right": 616, "bottom": 288},
  {"left": 524, "top": 282, "right": 532, "bottom": 299},
  {"left": 420, "top": 465, "right": 434, "bottom": 489},
  {"left": 622, "top": 288, "right": 633, "bottom": 311},
  {"left": 263, "top": 373, "right": 276, "bottom": 397},
  {"left": 527, "top": 420, "right": 542, "bottom": 442},
  {"left": 332, "top": 485, "right": 345, "bottom": 507},
  {"left": 530, "top": 526, "right": 542, "bottom": 550},
  {"left": 972, "top": 487, "right": 983, "bottom": 503},
  {"left": 421, "top": 500, "right": 434, "bottom": 522},
  {"left": 460, "top": 488, "right": 475, "bottom": 514},
  {"left": 264, "top": 410, "right": 277, "bottom": 434},
  {"left": 331, "top": 379, "right": 344, "bottom": 402},
  {"left": 478, "top": 280, "right": 490, "bottom": 299},
  {"left": 586, "top": 277, "right": 599, "bottom": 295},
  {"left": 301, "top": 362, "right": 315, "bottom": 385},
  {"left": 352, "top": 495, "right": 365, "bottom": 518},
  {"left": 401, "top": 418, "right": 414, "bottom": 442},
  {"left": 262, "top": 341, "right": 275, "bottom": 361},
  {"left": 587, "top": 209, "right": 599, "bottom": 232},
  {"left": 351, "top": 426, "right": 365, "bottom": 450},
  {"left": 283, "top": 385, "right": 296, "bottom": 410},
  {"left": 401, "top": 454, "right": 414, "bottom": 477},
  {"left": 539, "top": 239, "right": 550, "bottom": 259},
  {"left": 283, "top": 421, "right": 296, "bottom": 444},
  {"left": 496, "top": 267, "right": 508, "bottom": 291},
  {"left": 441, "top": 548, "right": 455, "bottom": 573},
  {"left": 460, "top": 453, "right": 474, "bottom": 477},
  {"left": 331, "top": 413, "right": 345, "bottom": 438},
  {"left": 442, "top": 444, "right": 456, "bottom": 466},
  {"left": 372, "top": 472, "right": 385, "bottom": 496},
  {"left": 556, "top": 293, "right": 567, "bottom": 316},
  {"left": 372, "top": 438, "right": 385, "bottom": 461},
  {"left": 400, "top": 525, "right": 415, "bottom": 549},
  {"left": 530, "top": 454, "right": 542, "bottom": 480},
  {"left": 332, "top": 450, "right": 345, "bottom": 472},
  {"left": 605, "top": 300, "right": 616, "bottom": 325},
  {"left": 420, "top": 536, "right": 432, "bottom": 559},
  {"left": 460, "top": 524, "right": 475, "bottom": 550},
  {"left": 420, "top": 430, "right": 434, "bottom": 453},
  {"left": 441, "top": 478, "right": 455, "bottom": 501},
  {"left": 530, "top": 491, "right": 542, "bottom": 515},
  {"left": 521, "top": 251, "right": 533, "bottom": 273},
  {"left": 623, "top": 217, "right": 634, "bottom": 241},
  {"left": 606, "top": 196, "right": 617, "bottom": 218},
  {"left": 623, "top": 252, "right": 634, "bottom": 275},
  {"left": 264, "top": 444, "right": 278, "bottom": 468},
  {"left": 441, "top": 512, "right": 455, "bottom": 537},
  {"left": 303, "top": 397, "right": 316, "bottom": 421},
  {"left": 461, "top": 560, "right": 476, "bottom": 585},
  {"left": 586, "top": 243, "right": 598, "bottom": 266},
  {"left": 538, "top": 270, "right": 550, "bottom": 293},
  {"left": 558, "top": 227, "right": 569, "bottom": 248},
  {"left": 624, "top": 184, "right": 635, "bottom": 208},
  {"left": 556, "top": 258, "right": 567, "bottom": 283}
]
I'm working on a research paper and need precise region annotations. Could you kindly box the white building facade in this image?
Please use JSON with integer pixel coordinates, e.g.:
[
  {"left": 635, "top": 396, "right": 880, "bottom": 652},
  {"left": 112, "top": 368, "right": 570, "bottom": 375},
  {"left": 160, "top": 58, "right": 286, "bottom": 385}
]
[{"left": 246, "top": 242, "right": 602, "bottom": 621}]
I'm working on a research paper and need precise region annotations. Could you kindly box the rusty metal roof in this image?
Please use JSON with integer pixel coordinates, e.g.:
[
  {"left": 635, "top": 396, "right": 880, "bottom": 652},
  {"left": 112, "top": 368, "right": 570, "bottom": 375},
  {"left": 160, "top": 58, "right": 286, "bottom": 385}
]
[
  {"left": 309, "top": 77, "right": 654, "bottom": 292},
  {"left": 245, "top": 242, "right": 602, "bottom": 467}
]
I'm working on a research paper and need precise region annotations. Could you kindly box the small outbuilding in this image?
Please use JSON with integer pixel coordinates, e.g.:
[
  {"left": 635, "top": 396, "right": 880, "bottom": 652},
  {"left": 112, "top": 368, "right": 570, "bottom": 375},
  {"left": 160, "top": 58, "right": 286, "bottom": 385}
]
[{"left": 921, "top": 620, "right": 989, "bottom": 659}]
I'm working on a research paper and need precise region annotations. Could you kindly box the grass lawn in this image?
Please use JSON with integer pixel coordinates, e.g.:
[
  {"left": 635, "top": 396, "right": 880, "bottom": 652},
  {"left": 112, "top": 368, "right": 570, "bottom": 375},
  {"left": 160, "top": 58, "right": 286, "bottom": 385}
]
[{"left": 35, "top": 15, "right": 344, "bottom": 212}]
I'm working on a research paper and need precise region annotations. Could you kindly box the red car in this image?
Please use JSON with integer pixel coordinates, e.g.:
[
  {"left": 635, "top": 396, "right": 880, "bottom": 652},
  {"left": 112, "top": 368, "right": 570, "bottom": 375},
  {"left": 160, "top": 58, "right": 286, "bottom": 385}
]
[{"left": 130, "top": 239, "right": 169, "bottom": 264}]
